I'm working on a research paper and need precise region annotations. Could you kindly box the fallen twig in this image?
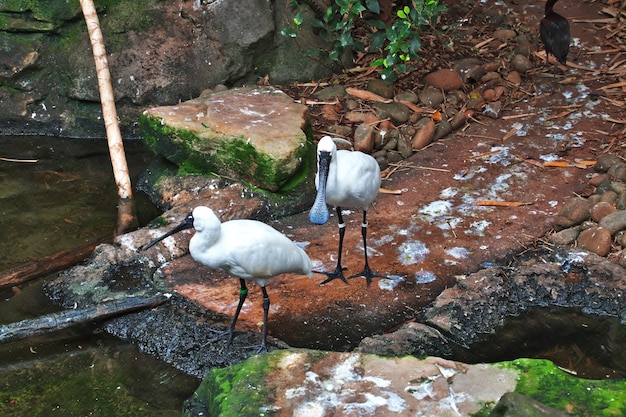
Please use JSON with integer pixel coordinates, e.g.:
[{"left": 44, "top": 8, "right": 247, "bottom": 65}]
[{"left": 0, "top": 294, "right": 170, "bottom": 344}]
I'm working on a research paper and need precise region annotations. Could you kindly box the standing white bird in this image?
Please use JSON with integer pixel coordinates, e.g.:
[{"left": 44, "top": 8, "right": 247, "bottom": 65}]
[
  {"left": 309, "top": 136, "right": 384, "bottom": 286},
  {"left": 142, "top": 206, "right": 313, "bottom": 353}
]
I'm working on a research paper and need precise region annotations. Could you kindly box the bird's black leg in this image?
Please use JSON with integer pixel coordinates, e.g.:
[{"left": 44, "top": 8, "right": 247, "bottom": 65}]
[
  {"left": 316, "top": 207, "right": 349, "bottom": 285},
  {"left": 225, "top": 278, "right": 248, "bottom": 346},
  {"left": 256, "top": 286, "right": 271, "bottom": 354},
  {"left": 349, "top": 210, "right": 385, "bottom": 287}
]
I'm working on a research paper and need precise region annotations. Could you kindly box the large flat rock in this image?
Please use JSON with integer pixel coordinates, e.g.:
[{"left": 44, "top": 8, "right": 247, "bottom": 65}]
[{"left": 141, "top": 86, "right": 311, "bottom": 192}]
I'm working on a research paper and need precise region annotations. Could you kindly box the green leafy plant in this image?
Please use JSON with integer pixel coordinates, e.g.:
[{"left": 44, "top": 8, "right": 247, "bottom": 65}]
[
  {"left": 370, "top": 0, "right": 446, "bottom": 83},
  {"left": 282, "top": 0, "right": 380, "bottom": 65},
  {"left": 281, "top": 0, "right": 447, "bottom": 83}
]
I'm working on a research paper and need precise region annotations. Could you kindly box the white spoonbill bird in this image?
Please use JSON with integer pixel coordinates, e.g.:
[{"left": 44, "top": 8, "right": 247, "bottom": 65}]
[
  {"left": 142, "top": 206, "right": 312, "bottom": 353},
  {"left": 309, "top": 136, "right": 384, "bottom": 286}
]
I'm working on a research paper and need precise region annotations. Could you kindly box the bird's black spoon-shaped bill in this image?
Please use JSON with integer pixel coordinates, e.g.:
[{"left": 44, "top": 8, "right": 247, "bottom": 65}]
[
  {"left": 141, "top": 211, "right": 194, "bottom": 251},
  {"left": 309, "top": 151, "right": 331, "bottom": 225}
]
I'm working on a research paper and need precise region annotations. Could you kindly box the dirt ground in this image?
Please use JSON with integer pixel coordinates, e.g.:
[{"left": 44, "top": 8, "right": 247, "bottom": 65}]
[{"left": 158, "top": 0, "right": 626, "bottom": 353}]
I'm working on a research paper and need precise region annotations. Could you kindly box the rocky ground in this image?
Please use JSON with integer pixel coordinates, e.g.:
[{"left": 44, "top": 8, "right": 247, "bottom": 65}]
[{"left": 93, "top": 0, "right": 626, "bottom": 376}]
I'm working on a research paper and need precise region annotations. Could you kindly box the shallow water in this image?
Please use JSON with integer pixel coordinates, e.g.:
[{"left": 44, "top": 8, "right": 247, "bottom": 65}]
[
  {"left": 0, "top": 136, "right": 160, "bottom": 272},
  {"left": 0, "top": 136, "right": 198, "bottom": 416}
]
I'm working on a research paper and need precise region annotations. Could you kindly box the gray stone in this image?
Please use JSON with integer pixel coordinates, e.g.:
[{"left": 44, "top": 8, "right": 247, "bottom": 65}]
[
  {"left": 595, "top": 154, "right": 622, "bottom": 172},
  {"left": 599, "top": 210, "right": 626, "bottom": 235},
  {"left": 367, "top": 78, "right": 395, "bottom": 98},
  {"left": 553, "top": 197, "right": 593, "bottom": 229},
  {"left": 510, "top": 54, "right": 533, "bottom": 74},
  {"left": 0, "top": 0, "right": 336, "bottom": 137},
  {"left": 373, "top": 101, "right": 410, "bottom": 123},
  {"left": 315, "top": 85, "right": 347, "bottom": 100},
  {"left": 548, "top": 227, "right": 580, "bottom": 245},
  {"left": 419, "top": 87, "right": 445, "bottom": 107}
]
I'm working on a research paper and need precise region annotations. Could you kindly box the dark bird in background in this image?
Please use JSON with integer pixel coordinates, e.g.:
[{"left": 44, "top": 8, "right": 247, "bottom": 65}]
[
  {"left": 142, "top": 206, "right": 312, "bottom": 353},
  {"left": 540, "top": 0, "right": 571, "bottom": 75}
]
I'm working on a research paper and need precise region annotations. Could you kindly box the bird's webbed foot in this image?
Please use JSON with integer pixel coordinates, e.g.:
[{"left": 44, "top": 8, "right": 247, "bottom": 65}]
[
  {"left": 314, "top": 266, "right": 349, "bottom": 285},
  {"left": 349, "top": 266, "right": 385, "bottom": 287}
]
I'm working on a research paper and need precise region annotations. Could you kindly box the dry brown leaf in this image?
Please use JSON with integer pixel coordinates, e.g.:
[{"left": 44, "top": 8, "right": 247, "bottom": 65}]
[
  {"left": 543, "top": 160, "right": 596, "bottom": 168},
  {"left": 345, "top": 87, "right": 392, "bottom": 103},
  {"left": 379, "top": 187, "right": 402, "bottom": 195},
  {"left": 321, "top": 104, "right": 340, "bottom": 121},
  {"left": 397, "top": 100, "right": 433, "bottom": 114}
]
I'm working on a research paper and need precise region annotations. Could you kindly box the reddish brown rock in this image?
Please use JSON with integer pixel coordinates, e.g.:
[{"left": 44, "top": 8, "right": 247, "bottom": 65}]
[
  {"left": 590, "top": 201, "right": 616, "bottom": 222},
  {"left": 577, "top": 226, "right": 612, "bottom": 257},
  {"left": 424, "top": 69, "right": 464, "bottom": 91}
]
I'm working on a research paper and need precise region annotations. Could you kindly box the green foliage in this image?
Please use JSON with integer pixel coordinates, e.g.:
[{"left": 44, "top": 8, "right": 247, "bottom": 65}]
[
  {"left": 370, "top": 0, "right": 446, "bottom": 83},
  {"left": 281, "top": 0, "right": 447, "bottom": 83}
]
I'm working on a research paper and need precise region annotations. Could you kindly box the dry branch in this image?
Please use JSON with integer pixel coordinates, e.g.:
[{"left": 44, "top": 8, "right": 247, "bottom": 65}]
[
  {"left": 0, "top": 235, "right": 112, "bottom": 289},
  {"left": 0, "top": 294, "right": 170, "bottom": 344}
]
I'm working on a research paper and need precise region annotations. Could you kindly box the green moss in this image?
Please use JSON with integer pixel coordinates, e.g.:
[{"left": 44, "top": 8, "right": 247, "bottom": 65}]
[
  {"left": 139, "top": 113, "right": 312, "bottom": 193},
  {"left": 498, "top": 359, "right": 626, "bottom": 416},
  {"left": 0, "top": 0, "right": 82, "bottom": 25},
  {"left": 187, "top": 353, "right": 275, "bottom": 417}
]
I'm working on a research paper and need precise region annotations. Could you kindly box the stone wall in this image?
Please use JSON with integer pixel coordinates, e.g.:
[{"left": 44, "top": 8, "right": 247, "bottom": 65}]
[{"left": 0, "top": 0, "right": 332, "bottom": 138}]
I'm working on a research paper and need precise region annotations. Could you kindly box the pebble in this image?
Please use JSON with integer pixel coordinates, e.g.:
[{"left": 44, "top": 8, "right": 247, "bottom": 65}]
[
  {"left": 608, "top": 163, "right": 626, "bottom": 181},
  {"left": 452, "top": 58, "right": 485, "bottom": 83},
  {"left": 549, "top": 227, "right": 580, "bottom": 246},
  {"left": 345, "top": 110, "right": 379, "bottom": 125},
  {"left": 505, "top": 71, "right": 522, "bottom": 85},
  {"left": 423, "top": 69, "right": 464, "bottom": 91},
  {"left": 412, "top": 119, "right": 436, "bottom": 150},
  {"left": 554, "top": 197, "right": 593, "bottom": 229},
  {"left": 327, "top": 124, "right": 352, "bottom": 138},
  {"left": 397, "top": 135, "right": 413, "bottom": 158},
  {"left": 595, "top": 154, "right": 622, "bottom": 172},
  {"left": 419, "top": 87, "right": 445, "bottom": 107},
  {"left": 492, "top": 29, "right": 517, "bottom": 41},
  {"left": 373, "top": 102, "right": 410, "bottom": 124},
  {"left": 353, "top": 123, "right": 376, "bottom": 153},
  {"left": 598, "top": 210, "right": 626, "bottom": 235},
  {"left": 590, "top": 201, "right": 616, "bottom": 222},
  {"left": 483, "top": 86, "right": 505, "bottom": 102},
  {"left": 588, "top": 173, "right": 609, "bottom": 187},
  {"left": 315, "top": 85, "right": 346, "bottom": 100},
  {"left": 510, "top": 54, "right": 533, "bottom": 73},
  {"left": 367, "top": 79, "right": 395, "bottom": 99},
  {"left": 577, "top": 226, "right": 612, "bottom": 257},
  {"left": 434, "top": 119, "right": 452, "bottom": 140},
  {"left": 483, "top": 101, "right": 502, "bottom": 119},
  {"left": 395, "top": 91, "right": 418, "bottom": 104}
]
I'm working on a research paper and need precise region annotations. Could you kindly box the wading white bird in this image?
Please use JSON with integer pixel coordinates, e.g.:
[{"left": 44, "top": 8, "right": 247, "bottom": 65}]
[
  {"left": 143, "top": 206, "right": 312, "bottom": 353},
  {"left": 309, "top": 135, "right": 384, "bottom": 286}
]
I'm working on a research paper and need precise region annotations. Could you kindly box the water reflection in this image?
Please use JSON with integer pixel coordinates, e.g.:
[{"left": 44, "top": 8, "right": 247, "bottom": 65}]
[
  {"left": 0, "top": 136, "right": 197, "bottom": 416},
  {"left": 0, "top": 136, "right": 160, "bottom": 272}
]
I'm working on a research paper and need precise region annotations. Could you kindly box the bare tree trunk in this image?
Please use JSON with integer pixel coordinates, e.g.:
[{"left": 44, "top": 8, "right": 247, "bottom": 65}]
[
  {"left": 0, "top": 294, "right": 170, "bottom": 344},
  {"left": 79, "top": 0, "right": 133, "bottom": 201}
]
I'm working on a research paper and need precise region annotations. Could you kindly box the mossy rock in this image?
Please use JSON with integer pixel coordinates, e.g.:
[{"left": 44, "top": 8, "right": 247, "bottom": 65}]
[
  {"left": 140, "top": 86, "right": 312, "bottom": 193},
  {"left": 184, "top": 352, "right": 626, "bottom": 417}
]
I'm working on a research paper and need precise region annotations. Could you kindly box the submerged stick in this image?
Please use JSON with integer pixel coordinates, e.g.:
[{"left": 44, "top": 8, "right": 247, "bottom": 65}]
[{"left": 0, "top": 294, "right": 170, "bottom": 344}]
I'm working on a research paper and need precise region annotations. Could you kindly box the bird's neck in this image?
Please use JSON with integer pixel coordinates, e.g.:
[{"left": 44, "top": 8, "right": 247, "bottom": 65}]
[{"left": 545, "top": 0, "right": 558, "bottom": 14}]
